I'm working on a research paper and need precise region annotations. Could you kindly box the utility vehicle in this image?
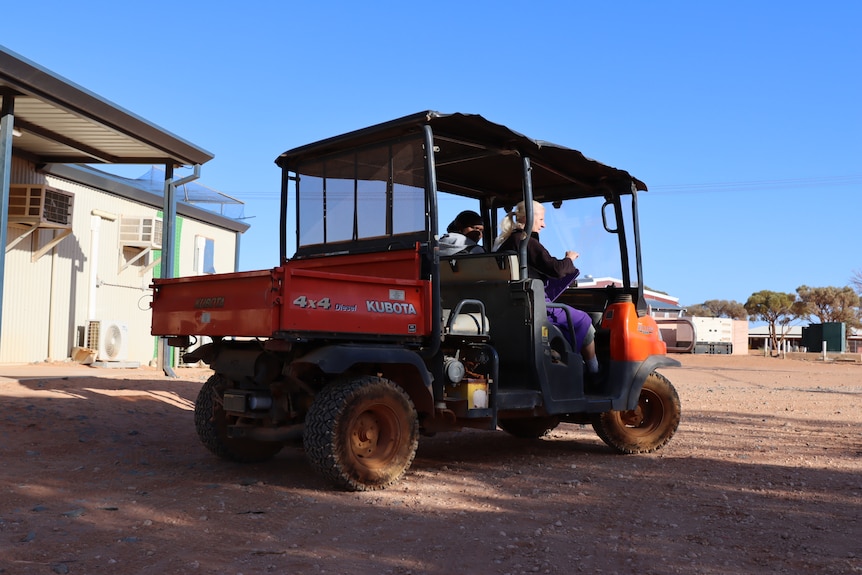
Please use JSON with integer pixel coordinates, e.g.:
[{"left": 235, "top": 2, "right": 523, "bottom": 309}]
[{"left": 151, "top": 111, "right": 681, "bottom": 491}]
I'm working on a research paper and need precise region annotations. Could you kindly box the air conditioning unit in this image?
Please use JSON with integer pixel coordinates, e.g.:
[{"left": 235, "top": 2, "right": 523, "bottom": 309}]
[
  {"left": 87, "top": 320, "right": 130, "bottom": 362},
  {"left": 8, "top": 185, "right": 74, "bottom": 228},
  {"left": 120, "top": 216, "right": 163, "bottom": 249}
]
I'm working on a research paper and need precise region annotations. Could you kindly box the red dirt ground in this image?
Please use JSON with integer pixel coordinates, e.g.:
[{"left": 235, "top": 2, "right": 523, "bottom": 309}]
[{"left": 1, "top": 354, "right": 860, "bottom": 574}]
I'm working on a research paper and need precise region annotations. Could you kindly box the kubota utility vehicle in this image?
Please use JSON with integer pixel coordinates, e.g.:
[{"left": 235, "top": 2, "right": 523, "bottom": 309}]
[{"left": 151, "top": 111, "right": 681, "bottom": 491}]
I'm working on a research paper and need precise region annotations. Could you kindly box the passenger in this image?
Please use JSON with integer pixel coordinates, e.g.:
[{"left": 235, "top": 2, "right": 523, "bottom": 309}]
[
  {"left": 439, "top": 210, "right": 485, "bottom": 256},
  {"left": 493, "top": 200, "right": 599, "bottom": 376}
]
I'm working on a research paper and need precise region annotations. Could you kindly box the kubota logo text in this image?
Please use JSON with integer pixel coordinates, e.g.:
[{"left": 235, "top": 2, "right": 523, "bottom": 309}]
[
  {"left": 366, "top": 300, "right": 417, "bottom": 315},
  {"left": 195, "top": 297, "right": 225, "bottom": 309}
]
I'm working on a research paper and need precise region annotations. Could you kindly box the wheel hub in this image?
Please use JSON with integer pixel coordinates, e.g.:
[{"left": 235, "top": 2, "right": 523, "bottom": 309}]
[
  {"left": 352, "top": 412, "right": 381, "bottom": 456},
  {"left": 620, "top": 406, "right": 645, "bottom": 427},
  {"left": 620, "top": 388, "right": 663, "bottom": 433}
]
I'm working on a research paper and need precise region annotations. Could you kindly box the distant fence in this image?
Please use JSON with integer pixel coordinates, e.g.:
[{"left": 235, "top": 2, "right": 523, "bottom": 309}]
[{"left": 782, "top": 351, "right": 862, "bottom": 364}]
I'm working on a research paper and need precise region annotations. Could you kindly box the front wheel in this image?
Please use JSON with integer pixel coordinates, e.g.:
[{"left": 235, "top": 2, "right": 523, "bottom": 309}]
[
  {"left": 592, "top": 371, "right": 680, "bottom": 454},
  {"left": 303, "top": 376, "right": 419, "bottom": 491}
]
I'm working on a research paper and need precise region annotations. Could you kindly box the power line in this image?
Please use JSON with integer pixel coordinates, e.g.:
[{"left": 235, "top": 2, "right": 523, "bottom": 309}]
[{"left": 650, "top": 175, "right": 862, "bottom": 195}]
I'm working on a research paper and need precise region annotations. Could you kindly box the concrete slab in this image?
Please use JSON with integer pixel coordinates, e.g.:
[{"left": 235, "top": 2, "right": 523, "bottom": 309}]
[
  {"left": 90, "top": 361, "right": 141, "bottom": 369},
  {"left": 0, "top": 362, "right": 210, "bottom": 382},
  {"left": 0, "top": 363, "right": 146, "bottom": 381}
]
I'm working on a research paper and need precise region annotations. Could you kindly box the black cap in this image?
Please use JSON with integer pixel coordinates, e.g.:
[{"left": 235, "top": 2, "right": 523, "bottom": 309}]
[{"left": 447, "top": 210, "right": 483, "bottom": 233}]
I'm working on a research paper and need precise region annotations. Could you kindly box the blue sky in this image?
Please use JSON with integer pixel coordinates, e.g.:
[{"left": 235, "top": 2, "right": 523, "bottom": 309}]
[{"left": 4, "top": 1, "right": 860, "bottom": 307}]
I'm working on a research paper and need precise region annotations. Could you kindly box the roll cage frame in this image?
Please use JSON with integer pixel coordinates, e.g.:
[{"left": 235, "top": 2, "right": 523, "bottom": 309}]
[{"left": 275, "top": 111, "right": 650, "bottom": 346}]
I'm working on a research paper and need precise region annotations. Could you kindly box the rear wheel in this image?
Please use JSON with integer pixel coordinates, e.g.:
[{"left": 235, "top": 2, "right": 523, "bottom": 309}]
[
  {"left": 303, "top": 376, "right": 419, "bottom": 491},
  {"left": 195, "top": 374, "right": 283, "bottom": 463},
  {"left": 592, "top": 371, "right": 680, "bottom": 454},
  {"left": 499, "top": 416, "right": 560, "bottom": 439}
]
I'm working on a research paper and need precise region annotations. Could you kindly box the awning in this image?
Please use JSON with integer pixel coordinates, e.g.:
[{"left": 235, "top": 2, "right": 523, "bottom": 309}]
[{"left": 0, "top": 44, "right": 212, "bottom": 166}]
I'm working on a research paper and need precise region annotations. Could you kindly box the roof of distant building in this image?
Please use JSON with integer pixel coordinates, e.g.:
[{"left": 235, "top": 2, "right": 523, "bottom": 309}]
[{"left": 44, "top": 163, "right": 249, "bottom": 233}]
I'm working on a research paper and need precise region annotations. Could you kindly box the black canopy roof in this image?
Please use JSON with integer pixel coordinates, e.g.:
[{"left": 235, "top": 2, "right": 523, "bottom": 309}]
[{"left": 276, "top": 111, "right": 646, "bottom": 207}]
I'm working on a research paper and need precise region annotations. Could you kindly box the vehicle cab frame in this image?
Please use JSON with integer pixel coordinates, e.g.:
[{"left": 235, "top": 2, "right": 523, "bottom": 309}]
[{"left": 274, "top": 111, "right": 673, "bottom": 426}]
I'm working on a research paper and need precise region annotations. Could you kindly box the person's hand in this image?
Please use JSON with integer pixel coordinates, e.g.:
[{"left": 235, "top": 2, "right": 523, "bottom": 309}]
[{"left": 566, "top": 250, "right": 579, "bottom": 262}]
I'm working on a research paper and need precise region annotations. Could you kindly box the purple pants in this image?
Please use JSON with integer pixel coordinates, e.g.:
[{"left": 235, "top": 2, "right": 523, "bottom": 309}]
[{"left": 547, "top": 302, "right": 592, "bottom": 351}]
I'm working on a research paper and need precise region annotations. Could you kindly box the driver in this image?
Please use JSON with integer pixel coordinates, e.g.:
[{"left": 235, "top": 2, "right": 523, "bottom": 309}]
[{"left": 493, "top": 201, "right": 599, "bottom": 377}]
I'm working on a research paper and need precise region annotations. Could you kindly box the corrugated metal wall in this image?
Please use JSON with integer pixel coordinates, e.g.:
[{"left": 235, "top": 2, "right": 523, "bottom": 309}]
[
  {"left": 8, "top": 156, "right": 46, "bottom": 185},
  {"left": 2, "top": 228, "right": 55, "bottom": 362},
  {"left": 1, "top": 163, "right": 241, "bottom": 364},
  {"left": 2, "top": 157, "right": 52, "bottom": 361},
  {"left": 47, "top": 175, "right": 156, "bottom": 365}
]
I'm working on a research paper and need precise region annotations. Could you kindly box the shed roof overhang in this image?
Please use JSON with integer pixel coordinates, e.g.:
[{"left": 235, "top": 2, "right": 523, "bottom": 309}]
[{"left": 0, "top": 44, "right": 212, "bottom": 166}]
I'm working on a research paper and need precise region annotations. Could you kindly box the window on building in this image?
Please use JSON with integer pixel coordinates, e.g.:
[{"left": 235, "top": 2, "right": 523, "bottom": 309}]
[
  {"left": 194, "top": 236, "right": 216, "bottom": 274},
  {"left": 118, "top": 215, "right": 162, "bottom": 274}
]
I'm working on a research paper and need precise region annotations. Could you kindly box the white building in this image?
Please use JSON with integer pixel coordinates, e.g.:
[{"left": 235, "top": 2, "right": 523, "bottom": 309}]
[{"left": 1, "top": 46, "right": 248, "bottom": 366}]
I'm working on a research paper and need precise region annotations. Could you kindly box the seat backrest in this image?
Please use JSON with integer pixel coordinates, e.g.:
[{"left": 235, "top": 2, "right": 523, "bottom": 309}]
[
  {"left": 439, "top": 252, "right": 519, "bottom": 284},
  {"left": 442, "top": 308, "right": 490, "bottom": 336},
  {"left": 440, "top": 253, "right": 517, "bottom": 339}
]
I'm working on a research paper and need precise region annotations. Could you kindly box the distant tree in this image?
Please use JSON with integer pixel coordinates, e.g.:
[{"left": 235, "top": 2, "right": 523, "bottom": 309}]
[
  {"left": 685, "top": 303, "right": 712, "bottom": 317},
  {"left": 685, "top": 299, "right": 747, "bottom": 319},
  {"left": 744, "top": 290, "right": 806, "bottom": 356},
  {"left": 852, "top": 269, "right": 862, "bottom": 294},
  {"left": 722, "top": 301, "right": 749, "bottom": 319},
  {"left": 796, "top": 285, "right": 862, "bottom": 329}
]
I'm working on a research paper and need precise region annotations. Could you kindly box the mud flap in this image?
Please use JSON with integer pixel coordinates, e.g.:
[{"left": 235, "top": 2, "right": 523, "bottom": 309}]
[{"left": 621, "top": 355, "right": 681, "bottom": 411}]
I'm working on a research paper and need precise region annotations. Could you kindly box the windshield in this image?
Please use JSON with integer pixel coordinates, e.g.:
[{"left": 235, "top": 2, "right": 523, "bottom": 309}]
[{"left": 494, "top": 197, "right": 634, "bottom": 288}]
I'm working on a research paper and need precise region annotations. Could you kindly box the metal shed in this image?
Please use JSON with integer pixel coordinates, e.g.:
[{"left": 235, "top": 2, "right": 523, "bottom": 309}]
[{"left": 0, "top": 44, "right": 217, "bottom": 368}]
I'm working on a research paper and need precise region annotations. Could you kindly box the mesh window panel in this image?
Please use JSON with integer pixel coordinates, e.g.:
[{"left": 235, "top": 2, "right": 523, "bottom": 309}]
[{"left": 43, "top": 189, "right": 73, "bottom": 225}]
